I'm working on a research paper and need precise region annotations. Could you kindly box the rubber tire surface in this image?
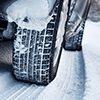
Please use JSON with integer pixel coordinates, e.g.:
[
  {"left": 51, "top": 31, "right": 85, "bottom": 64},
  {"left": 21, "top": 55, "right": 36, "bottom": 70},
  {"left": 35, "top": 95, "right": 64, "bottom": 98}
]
[
  {"left": 13, "top": 0, "right": 69, "bottom": 85},
  {"left": 64, "top": 30, "right": 83, "bottom": 51}
]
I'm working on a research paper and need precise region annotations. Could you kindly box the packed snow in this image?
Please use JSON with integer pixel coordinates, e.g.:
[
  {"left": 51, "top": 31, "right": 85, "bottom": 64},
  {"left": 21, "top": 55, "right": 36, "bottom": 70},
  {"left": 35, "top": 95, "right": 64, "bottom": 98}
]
[
  {"left": 6, "top": 0, "right": 56, "bottom": 31},
  {"left": 82, "top": 20, "right": 100, "bottom": 100}
]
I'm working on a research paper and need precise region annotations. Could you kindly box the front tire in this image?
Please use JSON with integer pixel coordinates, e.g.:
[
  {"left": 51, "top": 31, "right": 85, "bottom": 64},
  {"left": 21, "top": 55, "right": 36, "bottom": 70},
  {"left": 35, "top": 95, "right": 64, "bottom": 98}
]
[{"left": 13, "top": 0, "right": 70, "bottom": 85}]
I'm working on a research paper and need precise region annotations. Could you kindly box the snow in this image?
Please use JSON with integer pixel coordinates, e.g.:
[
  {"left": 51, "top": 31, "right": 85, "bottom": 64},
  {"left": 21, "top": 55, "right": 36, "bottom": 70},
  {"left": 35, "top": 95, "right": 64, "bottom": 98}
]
[
  {"left": 82, "top": 20, "right": 100, "bottom": 100},
  {"left": 6, "top": 0, "right": 56, "bottom": 31}
]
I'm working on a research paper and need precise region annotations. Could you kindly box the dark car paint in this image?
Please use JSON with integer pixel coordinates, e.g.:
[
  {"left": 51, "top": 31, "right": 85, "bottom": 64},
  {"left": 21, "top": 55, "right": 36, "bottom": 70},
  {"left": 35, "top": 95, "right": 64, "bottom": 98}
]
[{"left": 0, "top": 0, "right": 17, "bottom": 16}]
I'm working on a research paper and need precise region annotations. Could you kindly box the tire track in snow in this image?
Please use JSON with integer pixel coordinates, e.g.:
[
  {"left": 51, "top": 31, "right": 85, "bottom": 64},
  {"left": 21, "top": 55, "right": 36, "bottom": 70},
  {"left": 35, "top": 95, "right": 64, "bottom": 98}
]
[
  {"left": 62, "top": 51, "right": 85, "bottom": 100},
  {"left": 0, "top": 83, "right": 27, "bottom": 100},
  {"left": 55, "top": 51, "right": 75, "bottom": 100},
  {"left": 13, "top": 84, "right": 38, "bottom": 100},
  {"left": 0, "top": 72, "right": 26, "bottom": 96},
  {"left": 25, "top": 86, "right": 45, "bottom": 100},
  {"left": 7, "top": 84, "right": 31, "bottom": 100}
]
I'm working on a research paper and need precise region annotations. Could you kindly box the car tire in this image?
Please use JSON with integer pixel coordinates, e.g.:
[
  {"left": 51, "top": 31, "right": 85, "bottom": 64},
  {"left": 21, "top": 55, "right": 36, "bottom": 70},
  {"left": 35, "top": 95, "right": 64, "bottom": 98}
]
[{"left": 13, "top": 0, "right": 70, "bottom": 85}]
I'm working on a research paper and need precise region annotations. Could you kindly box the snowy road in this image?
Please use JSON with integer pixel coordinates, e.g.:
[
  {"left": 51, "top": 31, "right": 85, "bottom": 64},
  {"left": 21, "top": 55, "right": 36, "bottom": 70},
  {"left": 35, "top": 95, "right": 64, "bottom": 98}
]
[
  {"left": 82, "top": 21, "right": 100, "bottom": 100},
  {"left": 0, "top": 41, "right": 85, "bottom": 100}
]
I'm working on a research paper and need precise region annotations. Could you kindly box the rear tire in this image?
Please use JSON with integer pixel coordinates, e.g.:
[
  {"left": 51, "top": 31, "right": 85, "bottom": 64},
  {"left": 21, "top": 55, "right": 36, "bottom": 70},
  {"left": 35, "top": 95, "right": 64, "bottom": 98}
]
[{"left": 64, "top": 30, "right": 83, "bottom": 51}]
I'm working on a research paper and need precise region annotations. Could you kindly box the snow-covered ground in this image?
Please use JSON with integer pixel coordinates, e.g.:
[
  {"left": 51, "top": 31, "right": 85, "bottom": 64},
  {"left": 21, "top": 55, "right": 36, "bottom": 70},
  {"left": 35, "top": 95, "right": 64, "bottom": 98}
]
[{"left": 82, "top": 20, "right": 100, "bottom": 100}]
